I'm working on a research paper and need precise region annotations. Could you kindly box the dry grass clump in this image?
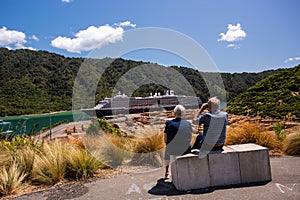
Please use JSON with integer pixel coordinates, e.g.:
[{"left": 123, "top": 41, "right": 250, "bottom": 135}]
[
  {"left": 0, "top": 135, "right": 110, "bottom": 197},
  {"left": 130, "top": 133, "right": 165, "bottom": 167},
  {"left": 31, "top": 141, "right": 66, "bottom": 185},
  {"left": 0, "top": 150, "right": 12, "bottom": 168},
  {"left": 108, "top": 134, "right": 134, "bottom": 150},
  {"left": 83, "top": 135, "right": 133, "bottom": 168},
  {"left": 65, "top": 136, "right": 86, "bottom": 149},
  {"left": 15, "top": 147, "right": 36, "bottom": 181},
  {"left": 82, "top": 130, "right": 165, "bottom": 168},
  {"left": 31, "top": 139, "right": 107, "bottom": 184},
  {"left": 65, "top": 145, "right": 104, "bottom": 180},
  {"left": 0, "top": 136, "right": 40, "bottom": 196},
  {"left": 283, "top": 131, "right": 300, "bottom": 156},
  {"left": 133, "top": 133, "right": 165, "bottom": 154},
  {"left": 225, "top": 122, "right": 282, "bottom": 152},
  {"left": 0, "top": 162, "right": 26, "bottom": 196}
]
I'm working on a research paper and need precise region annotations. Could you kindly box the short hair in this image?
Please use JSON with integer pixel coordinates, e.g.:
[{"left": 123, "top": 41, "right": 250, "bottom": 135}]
[
  {"left": 208, "top": 97, "right": 220, "bottom": 112},
  {"left": 174, "top": 105, "right": 186, "bottom": 117}
]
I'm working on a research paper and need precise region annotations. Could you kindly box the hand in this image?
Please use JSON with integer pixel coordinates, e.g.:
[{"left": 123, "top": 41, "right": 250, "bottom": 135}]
[
  {"left": 201, "top": 103, "right": 208, "bottom": 110},
  {"left": 196, "top": 103, "right": 208, "bottom": 116}
]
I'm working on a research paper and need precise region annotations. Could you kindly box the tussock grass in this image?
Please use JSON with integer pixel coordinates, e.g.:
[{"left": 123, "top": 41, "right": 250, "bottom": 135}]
[
  {"left": 0, "top": 162, "right": 26, "bottom": 196},
  {"left": 225, "top": 122, "right": 282, "bottom": 152},
  {"left": 83, "top": 135, "right": 133, "bottom": 168},
  {"left": 130, "top": 151, "right": 164, "bottom": 167},
  {"left": 130, "top": 133, "right": 165, "bottom": 167},
  {"left": 84, "top": 119, "right": 166, "bottom": 167},
  {"left": 0, "top": 150, "right": 12, "bottom": 168},
  {"left": 133, "top": 133, "right": 165, "bottom": 153},
  {"left": 60, "top": 136, "right": 87, "bottom": 150},
  {"left": 65, "top": 145, "right": 104, "bottom": 180},
  {"left": 108, "top": 134, "right": 134, "bottom": 151},
  {"left": 31, "top": 141, "right": 66, "bottom": 185},
  {"left": 82, "top": 132, "right": 166, "bottom": 168},
  {"left": 283, "top": 131, "right": 300, "bottom": 156},
  {"left": 15, "top": 147, "right": 36, "bottom": 180}
]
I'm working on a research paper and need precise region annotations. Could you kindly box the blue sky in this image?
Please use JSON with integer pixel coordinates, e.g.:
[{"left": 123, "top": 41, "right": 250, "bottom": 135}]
[{"left": 0, "top": 0, "right": 299, "bottom": 73}]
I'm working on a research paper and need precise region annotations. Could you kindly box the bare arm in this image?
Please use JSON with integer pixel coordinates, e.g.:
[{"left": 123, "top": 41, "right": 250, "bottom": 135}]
[{"left": 192, "top": 103, "right": 208, "bottom": 124}]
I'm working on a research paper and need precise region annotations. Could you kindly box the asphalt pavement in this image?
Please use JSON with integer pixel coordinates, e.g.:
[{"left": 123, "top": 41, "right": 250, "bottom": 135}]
[{"left": 12, "top": 156, "right": 300, "bottom": 200}]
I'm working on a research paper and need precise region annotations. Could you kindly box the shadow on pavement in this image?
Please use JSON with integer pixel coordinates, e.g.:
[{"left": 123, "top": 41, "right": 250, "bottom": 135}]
[
  {"left": 148, "top": 178, "right": 271, "bottom": 196},
  {"left": 148, "top": 178, "right": 215, "bottom": 196}
]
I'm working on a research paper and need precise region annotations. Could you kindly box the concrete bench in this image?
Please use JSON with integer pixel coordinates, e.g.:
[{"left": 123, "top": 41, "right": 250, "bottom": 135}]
[{"left": 171, "top": 143, "right": 272, "bottom": 191}]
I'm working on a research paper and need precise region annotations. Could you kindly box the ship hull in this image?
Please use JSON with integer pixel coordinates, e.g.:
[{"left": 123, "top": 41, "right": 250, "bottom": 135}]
[{"left": 81, "top": 95, "right": 201, "bottom": 118}]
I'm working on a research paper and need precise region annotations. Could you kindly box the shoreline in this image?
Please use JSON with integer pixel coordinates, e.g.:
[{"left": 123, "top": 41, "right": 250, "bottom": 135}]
[{"left": 1, "top": 110, "right": 72, "bottom": 118}]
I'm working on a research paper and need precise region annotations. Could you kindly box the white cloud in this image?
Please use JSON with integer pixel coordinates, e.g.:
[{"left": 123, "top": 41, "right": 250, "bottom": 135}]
[
  {"left": 218, "top": 23, "right": 247, "bottom": 42},
  {"left": 226, "top": 44, "right": 235, "bottom": 48},
  {"left": 15, "top": 42, "right": 36, "bottom": 51},
  {"left": 0, "top": 26, "right": 26, "bottom": 46},
  {"left": 117, "top": 21, "right": 136, "bottom": 28},
  {"left": 51, "top": 22, "right": 136, "bottom": 53},
  {"left": 5, "top": 46, "right": 12, "bottom": 50},
  {"left": 0, "top": 26, "right": 36, "bottom": 50},
  {"left": 284, "top": 56, "right": 300, "bottom": 63},
  {"left": 226, "top": 43, "right": 240, "bottom": 49},
  {"left": 29, "top": 35, "right": 39, "bottom": 41},
  {"left": 61, "top": 0, "right": 73, "bottom": 3}
]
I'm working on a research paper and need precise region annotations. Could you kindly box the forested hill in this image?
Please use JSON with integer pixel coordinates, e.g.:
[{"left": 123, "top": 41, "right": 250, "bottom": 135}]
[
  {"left": 226, "top": 65, "right": 300, "bottom": 120},
  {"left": 0, "top": 48, "right": 283, "bottom": 116}
]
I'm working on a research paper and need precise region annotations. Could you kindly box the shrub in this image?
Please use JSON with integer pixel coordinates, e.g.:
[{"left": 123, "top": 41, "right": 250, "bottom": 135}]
[
  {"left": 98, "top": 119, "right": 121, "bottom": 136},
  {"left": 283, "top": 131, "right": 300, "bottom": 156},
  {"left": 225, "top": 122, "right": 282, "bottom": 152},
  {"left": 86, "top": 118, "right": 121, "bottom": 136},
  {"left": 86, "top": 118, "right": 100, "bottom": 135},
  {"left": 274, "top": 122, "right": 286, "bottom": 141},
  {"left": 0, "top": 135, "right": 39, "bottom": 152},
  {"left": 0, "top": 162, "right": 26, "bottom": 196},
  {"left": 31, "top": 141, "right": 66, "bottom": 185}
]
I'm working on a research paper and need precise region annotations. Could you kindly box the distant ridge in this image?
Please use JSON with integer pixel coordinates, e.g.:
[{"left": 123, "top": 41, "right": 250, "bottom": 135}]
[
  {"left": 226, "top": 65, "right": 300, "bottom": 120},
  {"left": 0, "top": 48, "right": 284, "bottom": 116}
]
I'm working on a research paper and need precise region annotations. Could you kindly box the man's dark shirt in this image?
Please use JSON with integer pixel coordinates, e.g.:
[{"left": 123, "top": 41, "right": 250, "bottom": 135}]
[{"left": 164, "top": 118, "right": 192, "bottom": 155}]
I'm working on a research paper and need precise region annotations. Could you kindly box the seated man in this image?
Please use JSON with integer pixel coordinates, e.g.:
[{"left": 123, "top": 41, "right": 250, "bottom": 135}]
[
  {"left": 192, "top": 97, "right": 228, "bottom": 152},
  {"left": 164, "top": 105, "right": 192, "bottom": 178}
]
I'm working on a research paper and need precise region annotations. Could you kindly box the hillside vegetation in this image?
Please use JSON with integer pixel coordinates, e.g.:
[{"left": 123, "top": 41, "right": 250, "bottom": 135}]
[
  {"left": 227, "top": 65, "right": 300, "bottom": 120},
  {"left": 0, "top": 48, "right": 282, "bottom": 116}
]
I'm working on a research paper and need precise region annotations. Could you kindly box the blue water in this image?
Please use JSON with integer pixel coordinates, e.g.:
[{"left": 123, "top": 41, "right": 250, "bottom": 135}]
[
  {"left": 0, "top": 102, "right": 227, "bottom": 135},
  {"left": 0, "top": 110, "right": 90, "bottom": 135}
]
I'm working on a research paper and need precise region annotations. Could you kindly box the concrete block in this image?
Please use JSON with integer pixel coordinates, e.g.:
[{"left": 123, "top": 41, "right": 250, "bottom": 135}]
[
  {"left": 171, "top": 143, "right": 271, "bottom": 191},
  {"left": 229, "top": 143, "right": 272, "bottom": 184},
  {"left": 171, "top": 153, "right": 210, "bottom": 191},
  {"left": 208, "top": 147, "right": 241, "bottom": 187}
]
